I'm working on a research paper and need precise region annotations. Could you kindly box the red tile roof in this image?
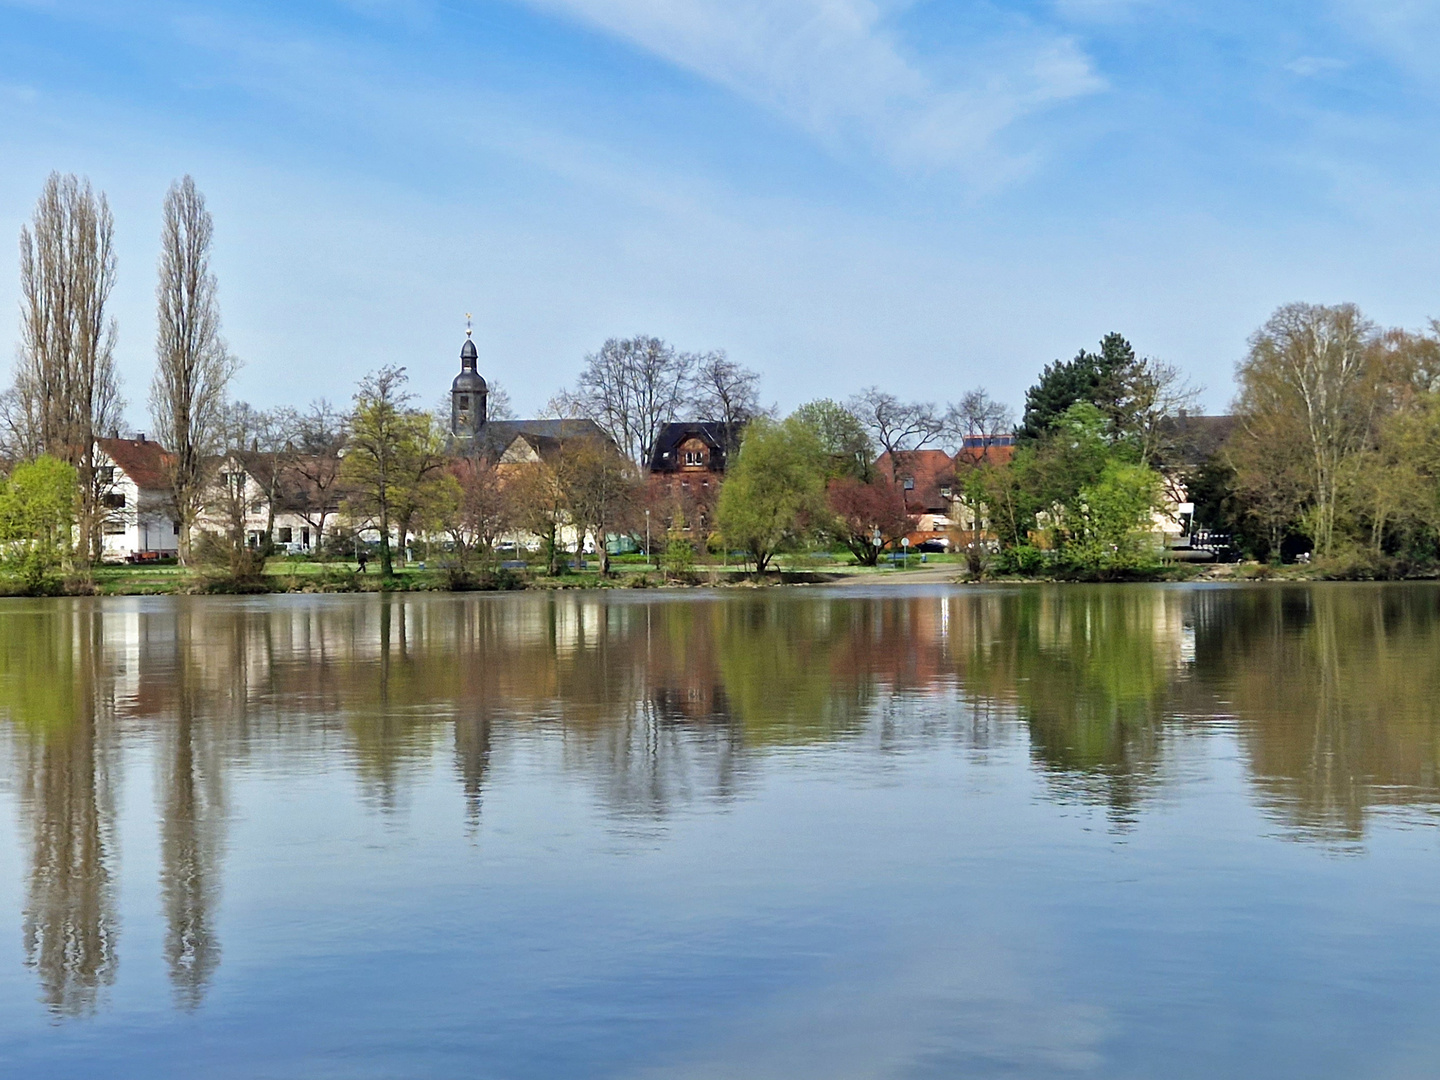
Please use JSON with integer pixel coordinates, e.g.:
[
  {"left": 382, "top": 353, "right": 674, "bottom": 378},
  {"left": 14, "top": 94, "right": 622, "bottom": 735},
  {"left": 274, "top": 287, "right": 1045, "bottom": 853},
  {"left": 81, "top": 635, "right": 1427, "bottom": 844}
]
[
  {"left": 874, "top": 449, "right": 956, "bottom": 512},
  {"left": 96, "top": 437, "right": 172, "bottom": 491}
]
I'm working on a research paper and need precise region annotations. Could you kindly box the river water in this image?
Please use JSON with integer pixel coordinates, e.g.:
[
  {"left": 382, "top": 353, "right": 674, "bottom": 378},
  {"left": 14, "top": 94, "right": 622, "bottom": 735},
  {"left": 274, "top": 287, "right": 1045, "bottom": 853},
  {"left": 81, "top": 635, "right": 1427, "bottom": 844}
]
[{"left": 1, "top": 584, "right": 1438, "bottom": 1078}]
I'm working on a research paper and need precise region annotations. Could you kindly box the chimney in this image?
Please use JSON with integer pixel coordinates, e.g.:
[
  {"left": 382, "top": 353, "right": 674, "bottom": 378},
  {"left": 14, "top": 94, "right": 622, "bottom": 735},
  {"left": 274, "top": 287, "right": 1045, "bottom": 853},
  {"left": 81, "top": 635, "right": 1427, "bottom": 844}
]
[{"left": 137, "top": 432, "right": 146, "bottom": 443}]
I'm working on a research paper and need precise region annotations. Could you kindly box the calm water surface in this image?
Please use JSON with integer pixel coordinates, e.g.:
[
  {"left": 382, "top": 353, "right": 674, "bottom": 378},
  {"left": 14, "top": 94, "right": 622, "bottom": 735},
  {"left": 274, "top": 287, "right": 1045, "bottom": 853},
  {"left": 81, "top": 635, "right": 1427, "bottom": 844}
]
[{"left": 1, "top": 583, "right": 1439, "bottom": 1078}]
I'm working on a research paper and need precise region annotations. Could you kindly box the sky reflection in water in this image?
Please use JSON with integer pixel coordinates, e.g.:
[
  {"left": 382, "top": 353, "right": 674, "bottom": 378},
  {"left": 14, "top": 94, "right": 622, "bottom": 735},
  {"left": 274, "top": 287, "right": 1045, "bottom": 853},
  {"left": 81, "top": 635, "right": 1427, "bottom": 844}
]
[{"left": 1, "top": 585, "right": 1440, "bottom": 1078}]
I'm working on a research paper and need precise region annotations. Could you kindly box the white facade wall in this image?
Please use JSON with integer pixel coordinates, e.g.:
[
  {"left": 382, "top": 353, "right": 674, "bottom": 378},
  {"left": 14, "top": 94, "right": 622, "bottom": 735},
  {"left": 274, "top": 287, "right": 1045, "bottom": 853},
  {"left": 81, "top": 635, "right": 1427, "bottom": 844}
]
[{"left": 95, "top": 451, "right": 180, "bottom": 562}]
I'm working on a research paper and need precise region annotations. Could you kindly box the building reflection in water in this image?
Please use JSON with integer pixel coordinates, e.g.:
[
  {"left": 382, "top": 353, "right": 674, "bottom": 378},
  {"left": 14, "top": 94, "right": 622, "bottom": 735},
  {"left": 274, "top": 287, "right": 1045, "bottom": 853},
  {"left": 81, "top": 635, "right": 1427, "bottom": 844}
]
[{"left": 4, "top": 586, "right": 1440, "bottom": 1012}]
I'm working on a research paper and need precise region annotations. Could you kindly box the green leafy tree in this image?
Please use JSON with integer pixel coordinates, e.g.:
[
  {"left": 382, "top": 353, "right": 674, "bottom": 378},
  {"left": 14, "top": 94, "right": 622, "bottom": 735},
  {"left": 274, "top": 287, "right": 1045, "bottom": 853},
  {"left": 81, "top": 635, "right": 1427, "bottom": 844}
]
[
  {"left": 1060, "top": 460, "right": 1165, "bottom": 577},
  {"left": 792, "top": 399, "right": 874, "bottom": 480},
  {"left": 0, "top": 455, "right": 77, "bottom": 593},
  {"left": 1020, "top": 333, "right": 1195, "bottom": 463},
  {"left": 388, "top": 413, "right": 452, "bottom": 566},
  {"left": 716, "top": 415, "right": 827, "bottom": 574},
  {"left": 341, "top": 366, "right": 426, "bottom": 577},
  {"left": 1233, "top": 303, "right": 1384, "bottom": 558}
]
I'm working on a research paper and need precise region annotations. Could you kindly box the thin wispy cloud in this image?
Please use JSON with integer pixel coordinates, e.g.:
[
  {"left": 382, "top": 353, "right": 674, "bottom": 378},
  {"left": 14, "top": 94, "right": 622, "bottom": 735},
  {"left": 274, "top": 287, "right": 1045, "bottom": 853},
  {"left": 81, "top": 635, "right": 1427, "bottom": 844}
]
[
  {"left": 1332, "top": 0, "right": 1440, "bottom": 81},
  {"left": 517, "top": 0, "right": 1103, "bottom": 174},
  {"left": 1286, "top": 56, "right": 1349, "bottom": 78}
]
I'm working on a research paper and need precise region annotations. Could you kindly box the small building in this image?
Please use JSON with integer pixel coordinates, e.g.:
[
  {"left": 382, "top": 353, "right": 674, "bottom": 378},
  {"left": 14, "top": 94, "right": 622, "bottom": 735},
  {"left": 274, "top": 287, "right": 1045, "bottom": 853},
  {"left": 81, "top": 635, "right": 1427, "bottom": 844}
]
[
  {"left": 94, "top": 436, "right": 181, "bottom": 561},
  {"left": 874, "top": 448, "right": 960, "bottom": 550},
  {"left": 208, "top": 452, "right": 344, "bottom": 553},
  {"left": 645, "top": 422, "right": 742, "bottom": 540}
]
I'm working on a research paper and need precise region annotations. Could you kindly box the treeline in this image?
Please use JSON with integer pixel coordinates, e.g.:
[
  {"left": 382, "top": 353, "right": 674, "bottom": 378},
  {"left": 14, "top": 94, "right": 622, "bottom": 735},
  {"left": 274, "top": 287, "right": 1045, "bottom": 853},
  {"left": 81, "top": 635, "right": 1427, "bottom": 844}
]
[
  {"left": 9, "top": 171, "right": 1440, "bottom": 589},
  {"left": 1201, "top": 303, "right": 1440, "bottom": 575}
]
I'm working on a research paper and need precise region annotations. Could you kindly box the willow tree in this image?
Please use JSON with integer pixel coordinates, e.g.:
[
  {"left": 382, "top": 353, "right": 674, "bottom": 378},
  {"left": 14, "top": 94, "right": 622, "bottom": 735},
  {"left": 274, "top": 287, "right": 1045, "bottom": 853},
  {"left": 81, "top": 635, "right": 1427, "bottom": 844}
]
[
  {"left": 1233, "top": 303, "right": 1384, "bottom": 557},
  {"left": 10, "top": 173, "right": 124, "bottom": 561},
  {"left": 716, "top": 415, "right": 828, "bottom": 574},
  {"left": 150, "top": 176, "right": 237, "bottom": 564}
]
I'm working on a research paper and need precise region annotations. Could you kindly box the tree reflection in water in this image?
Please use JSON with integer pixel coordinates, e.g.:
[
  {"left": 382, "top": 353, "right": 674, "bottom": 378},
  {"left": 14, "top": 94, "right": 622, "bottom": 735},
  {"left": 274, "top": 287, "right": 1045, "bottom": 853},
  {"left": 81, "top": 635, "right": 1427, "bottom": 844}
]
[
  {"left": 1, "top": 604, "right": 119, "bottom": 1017},
  {"left": 3, "top": 586, "right": 1440, "bottom": 1012}
]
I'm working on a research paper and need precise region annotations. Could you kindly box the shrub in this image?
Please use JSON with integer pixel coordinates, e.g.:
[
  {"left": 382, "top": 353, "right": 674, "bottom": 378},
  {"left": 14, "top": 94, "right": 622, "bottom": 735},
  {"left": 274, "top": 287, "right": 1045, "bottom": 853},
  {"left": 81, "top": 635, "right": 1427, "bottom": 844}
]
[
  {"left": 0, "top": 456, "right": 77, "bottom": 595},
  {"left": 996, "top": 544, "right": 1048, "bottom": 576}
]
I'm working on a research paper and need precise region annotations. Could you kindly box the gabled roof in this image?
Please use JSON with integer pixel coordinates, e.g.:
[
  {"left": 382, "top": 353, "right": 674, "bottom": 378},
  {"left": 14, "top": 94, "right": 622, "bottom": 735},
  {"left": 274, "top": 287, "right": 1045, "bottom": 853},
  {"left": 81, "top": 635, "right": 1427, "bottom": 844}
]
[
  {"left": 874, "top": 449, "right": 956, "bottom": 512},
  {"left": 230, "top": 451, "right": 348, "bottom": 512},
  {"left": 1158, "top": 414, "right": 1238, "bottom": 470},
  {"left": 648, "top": 421, "right": 741, "bottom": 472},
  {"left": 471, "top": 419, "right": 610, "bottom": 459},
  {"left": 498, "top": 432, "right": 566, "bottom": 465},
  {"left": 96, "top": 437, "right": 171, "bottom": 491}
]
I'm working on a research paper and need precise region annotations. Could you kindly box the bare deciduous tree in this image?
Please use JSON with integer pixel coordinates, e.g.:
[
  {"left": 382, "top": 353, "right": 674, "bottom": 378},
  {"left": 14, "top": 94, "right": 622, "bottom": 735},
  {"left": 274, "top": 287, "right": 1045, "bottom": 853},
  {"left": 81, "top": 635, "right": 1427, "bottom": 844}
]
[
  {"left": 150, "top": 176, "right": 238, "bottom": 565},
  {"left": 443, "top": 457, "right": 513, "bottom": 562},
  {"left": 945, "top": 389, "right": 1014, "bottom": 459},
  {"left": 847, "top": 387, "right": 944, "bottom": 480},
  {"left": 1126, "top": 358, "right": 1202, "bottom": 466},
  {"left": 572, "top": 336, "right": 694, "bottom": 467},
  {"left": 290, "top": 399, "right": 347, "bottom": 556},
  {"left": 692, "top": 351, "right": 761, "bottom": 443},
  {"left": 556, "top": 437, "right": 641, "bottom": 575},
  {"left": 1234, "top": 302, "right": 1383, "bottom": 557},
  {"left": 11, "top": 172, "right": 124, "bottom": 561}
]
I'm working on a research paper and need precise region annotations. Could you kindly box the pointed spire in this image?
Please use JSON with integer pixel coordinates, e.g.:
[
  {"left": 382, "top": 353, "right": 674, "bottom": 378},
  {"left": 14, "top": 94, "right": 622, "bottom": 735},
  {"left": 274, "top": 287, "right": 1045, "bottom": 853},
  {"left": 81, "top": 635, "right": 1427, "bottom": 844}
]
[{"left": 460, "top": 315, "right": 479, "bottom": 368}]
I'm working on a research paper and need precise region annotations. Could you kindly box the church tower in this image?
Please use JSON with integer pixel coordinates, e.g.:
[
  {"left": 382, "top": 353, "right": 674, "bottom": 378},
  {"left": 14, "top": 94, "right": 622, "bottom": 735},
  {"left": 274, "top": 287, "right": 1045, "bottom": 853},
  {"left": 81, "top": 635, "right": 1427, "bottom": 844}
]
[{"left": 451, "top": 321, "right": 488, "bottom": 445}]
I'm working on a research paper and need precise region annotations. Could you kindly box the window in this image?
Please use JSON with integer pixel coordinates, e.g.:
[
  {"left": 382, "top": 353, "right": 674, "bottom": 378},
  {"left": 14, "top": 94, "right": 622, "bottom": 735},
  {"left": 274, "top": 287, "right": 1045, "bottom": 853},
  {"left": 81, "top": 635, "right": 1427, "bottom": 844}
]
[
  {"left": 102, "top": 492, "right": 126, "bottom": 509},
  {"left": 684, "top": 450, "right": 705, "bottom": 466},
  {"left": 278, "top": 527, "right": 293, "bottom": 544},
  {"left": 223, "top": 472, "right": 246, "bottom": 495},
  {"left": 97, "top": 466, "right": 115, "bottom": 485},
  {"left": 940, "top": 486, "right": 952, "bottom": 498},
  {"left": 903, "top": 477, "right": 915, "bottom": 490},
  {"left": 103, "top": 518, "right": 126, "bottom": 535},
  {"left": 174, "top": 523, "right": 181, "bottom": 536},
  {"left": 302, "top": 527, "right": 310, "bottom": 547},
  {"left": 458, "top": 394, "right": 470, "bottom": 409}
]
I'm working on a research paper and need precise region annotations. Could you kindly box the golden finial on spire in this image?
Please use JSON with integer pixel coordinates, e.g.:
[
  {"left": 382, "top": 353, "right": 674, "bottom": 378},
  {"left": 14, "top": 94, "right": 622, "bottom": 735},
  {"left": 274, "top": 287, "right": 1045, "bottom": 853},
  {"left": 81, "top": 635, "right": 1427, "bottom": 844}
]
[{"left": 465, "top": 312, "right": 473, "bottom": 338}]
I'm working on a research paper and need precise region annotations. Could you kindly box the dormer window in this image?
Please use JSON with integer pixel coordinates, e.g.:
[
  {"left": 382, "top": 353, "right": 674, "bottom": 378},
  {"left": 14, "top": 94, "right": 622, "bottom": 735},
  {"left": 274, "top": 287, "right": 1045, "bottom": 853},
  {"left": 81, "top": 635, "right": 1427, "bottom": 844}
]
[
  {"left": 684, "top": 450, "right": 706, "bottom": 466},
  {"left": 940, "top": 486, "right": 952, "bottom": 498}
]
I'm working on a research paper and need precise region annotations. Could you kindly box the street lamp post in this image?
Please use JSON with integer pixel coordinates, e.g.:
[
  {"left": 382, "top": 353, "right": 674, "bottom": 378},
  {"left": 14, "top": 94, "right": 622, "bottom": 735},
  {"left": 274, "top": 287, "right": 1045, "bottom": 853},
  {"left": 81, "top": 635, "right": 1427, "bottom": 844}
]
[{"left": 645, "top": 509, "right": 651, "bottom": 570}]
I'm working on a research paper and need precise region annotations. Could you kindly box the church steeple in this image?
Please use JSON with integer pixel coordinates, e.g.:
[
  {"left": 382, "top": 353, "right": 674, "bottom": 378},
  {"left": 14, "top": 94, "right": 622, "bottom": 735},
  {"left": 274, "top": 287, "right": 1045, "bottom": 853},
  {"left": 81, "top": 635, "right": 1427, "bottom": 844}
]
[{"left": 451, "top": 316, "right": 488, "bottom": 444}]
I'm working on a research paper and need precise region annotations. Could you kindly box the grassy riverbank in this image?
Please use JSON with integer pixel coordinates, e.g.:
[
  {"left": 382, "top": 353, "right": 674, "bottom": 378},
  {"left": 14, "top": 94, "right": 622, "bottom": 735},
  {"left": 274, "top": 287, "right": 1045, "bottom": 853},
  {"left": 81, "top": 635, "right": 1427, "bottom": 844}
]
[
  {"left": 56, "top": 552, "right": 971, "bottom": 596},
  {"left": 1, "top": 553, "right": 1403, "bottom": 598}
]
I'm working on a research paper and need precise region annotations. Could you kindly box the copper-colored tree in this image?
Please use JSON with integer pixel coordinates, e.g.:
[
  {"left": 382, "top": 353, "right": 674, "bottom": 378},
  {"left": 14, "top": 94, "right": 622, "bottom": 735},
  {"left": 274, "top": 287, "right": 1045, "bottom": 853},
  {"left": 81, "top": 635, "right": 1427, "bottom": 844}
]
[{"left": 827, "top": 475, "right": 915, "bottom": 565}]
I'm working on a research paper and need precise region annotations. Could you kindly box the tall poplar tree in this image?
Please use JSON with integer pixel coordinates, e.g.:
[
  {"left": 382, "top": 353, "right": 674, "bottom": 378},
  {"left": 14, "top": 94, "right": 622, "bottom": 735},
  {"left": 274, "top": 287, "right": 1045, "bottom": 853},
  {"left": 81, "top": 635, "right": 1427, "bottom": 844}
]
[
  {"left": 9, "top": 173, "right": 124, "bottom": 561},
  {"left": 150, "top": 176, "right": 237, "bottom": 564}
]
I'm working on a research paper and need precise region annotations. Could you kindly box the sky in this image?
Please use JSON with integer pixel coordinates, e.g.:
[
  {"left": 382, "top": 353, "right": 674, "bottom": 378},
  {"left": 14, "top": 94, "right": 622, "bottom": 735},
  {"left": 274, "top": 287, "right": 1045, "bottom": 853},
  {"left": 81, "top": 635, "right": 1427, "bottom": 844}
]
[{"left": 3, "top": 0, "right": 1440, "bottom": 425}]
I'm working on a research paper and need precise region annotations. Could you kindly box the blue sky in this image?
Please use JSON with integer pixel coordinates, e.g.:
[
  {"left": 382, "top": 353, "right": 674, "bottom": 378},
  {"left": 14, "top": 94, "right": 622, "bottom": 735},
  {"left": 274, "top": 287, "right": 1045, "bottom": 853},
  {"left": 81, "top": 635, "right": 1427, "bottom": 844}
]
[{"left": 3, "top": 0, "right": 1440, "bottom": 422}]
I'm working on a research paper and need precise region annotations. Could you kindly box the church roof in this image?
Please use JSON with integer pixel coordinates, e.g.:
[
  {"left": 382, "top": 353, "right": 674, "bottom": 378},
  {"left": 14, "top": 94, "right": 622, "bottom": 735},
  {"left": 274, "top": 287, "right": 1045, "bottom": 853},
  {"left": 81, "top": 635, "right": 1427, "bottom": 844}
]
[{"left": 471, "top": 418, "right": 611, "bottom": 458}]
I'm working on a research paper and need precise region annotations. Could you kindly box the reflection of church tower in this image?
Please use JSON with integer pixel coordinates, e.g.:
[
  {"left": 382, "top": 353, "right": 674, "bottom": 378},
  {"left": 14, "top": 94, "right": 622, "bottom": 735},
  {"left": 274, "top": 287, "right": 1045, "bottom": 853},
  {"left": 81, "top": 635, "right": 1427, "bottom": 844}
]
[{"left": 450, "top": 323, "right": 488, "bottom": 446}]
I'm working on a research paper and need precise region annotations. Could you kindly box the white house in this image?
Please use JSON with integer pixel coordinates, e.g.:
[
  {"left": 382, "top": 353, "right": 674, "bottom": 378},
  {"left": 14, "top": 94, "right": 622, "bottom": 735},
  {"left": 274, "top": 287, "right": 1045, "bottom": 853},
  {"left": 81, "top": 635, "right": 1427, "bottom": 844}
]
[
  {"left": 94, "top": 436, "right": 181, "bottom": 561},
  {"left": 196, "top": 451, "right": 342, "bottom": 554}
]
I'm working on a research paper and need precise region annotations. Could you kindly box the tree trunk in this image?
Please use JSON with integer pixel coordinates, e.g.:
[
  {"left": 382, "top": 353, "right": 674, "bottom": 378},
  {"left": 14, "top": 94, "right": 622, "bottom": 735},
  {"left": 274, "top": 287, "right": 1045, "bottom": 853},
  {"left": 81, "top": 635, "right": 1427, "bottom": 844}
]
[{"left": 378, "top": 506, "right": 393, "bottom": 578}]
